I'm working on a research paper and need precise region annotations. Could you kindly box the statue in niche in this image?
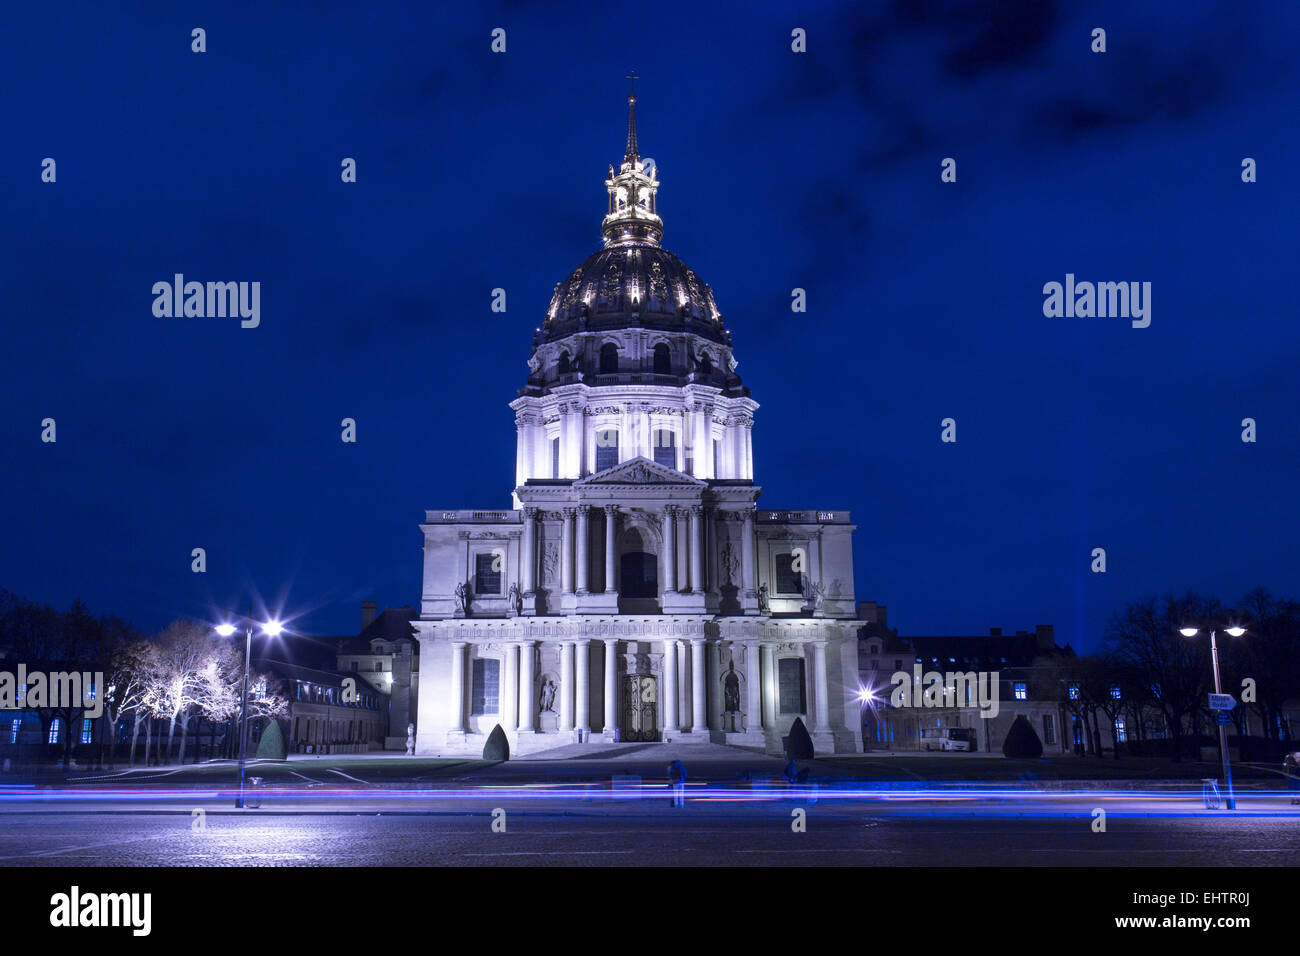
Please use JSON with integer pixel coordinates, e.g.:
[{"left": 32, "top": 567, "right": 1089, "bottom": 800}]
[
  {"left": 757, "top": 584, "right": 770, "bottom": 614},
  {"left": 719, "top": 541, "right": 739, "bottom": 587},
  {"left": 540, "top": 676, "right": 557, "bottom": 713},
  {"left": 542, "top": 543, "right": 559, "bottom": 586},
  {"left": 810, "top": 582, "right": 825, "bottom": 612},
  {"left": 723, "top": 661, "right": 741, "bottom": 714},
  {"left": 508, "top": 583, "right": 523, "bottom": 615},
  {"left": 453, "top": 581, "right": 469, "bottom": 614}
]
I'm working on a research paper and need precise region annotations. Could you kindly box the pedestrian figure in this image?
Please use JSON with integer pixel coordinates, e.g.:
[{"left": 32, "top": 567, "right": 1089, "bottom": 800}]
[
  {"left": 667, "top": 759, "right": 687, "bottom": 808},
  {"left": 1285, "top": 752, "right": 1300, "bottom": 805}
]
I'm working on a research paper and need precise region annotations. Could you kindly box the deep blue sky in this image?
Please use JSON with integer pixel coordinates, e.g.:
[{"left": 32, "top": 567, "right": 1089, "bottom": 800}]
[{"left": 3, "top": 1, "right": 1297, "bottom": 651}]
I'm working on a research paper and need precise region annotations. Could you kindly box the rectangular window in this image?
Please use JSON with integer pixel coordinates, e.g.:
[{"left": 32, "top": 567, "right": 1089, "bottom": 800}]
[
  {"left": 1115, "top": 718, "right": 1127, "bottom": 743},
  {"left": 471, "top": 659, "right": 500, "bottom": 716},
  {"left": 777, "top": 658, "right": 806, "bottom": 715},
  {"left": 712, "top": 439, "right": 722, "bottom": 475},
  {"left": 9, "top": 719, "right": 19, "bottom": 744},
  {"left": 1068, "top": 684, "right": 1079, "bottom": 700},
  {"left": 595, "top": 428, "right": 619, "bottom": 472},
  {"left": 774, "top": 552, "right": 804, "bottom": 595},
  {"left": 653, "top": 429, "right": 676, "bottom": 469},
  {"left": 48, "top": 719, "right": 61, "bottom": 745},
  {"left": 80, "top": 719, "right": 94, "bottom": 744},
  {"left": 475, "top": 552, "right": 502, "bottom": 594},
  {"left": 1013, "top": 682, "right": 1027, "bottom": 700},
  {"left": 1042, "top": 714, "right": 1056, "bottom": 745},
  {"left": 551, "top": 437, "right": 560, "bottom": 478},
  {"left": 1109, "top": 686, "right": 1121, "bottom": 700}
]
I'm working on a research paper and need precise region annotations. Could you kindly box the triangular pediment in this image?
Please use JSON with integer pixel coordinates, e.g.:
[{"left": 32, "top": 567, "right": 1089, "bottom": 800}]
[{"left": 575, "top": 456, "right": 706, "bottom": 487}]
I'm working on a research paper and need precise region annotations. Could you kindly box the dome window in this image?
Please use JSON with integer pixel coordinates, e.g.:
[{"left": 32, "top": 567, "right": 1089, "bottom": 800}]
[
  {"left": 599, "top": 343, "right": 619, "bottom": 375},
  {"left": 557, "top": 351, "right": 571, "bottom": 375},
  {"left": 653, "top": 343, "right": 671, "bottom": 376}
]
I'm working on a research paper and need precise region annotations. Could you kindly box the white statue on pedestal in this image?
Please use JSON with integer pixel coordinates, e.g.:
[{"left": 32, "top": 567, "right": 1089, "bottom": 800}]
[{"left": 405, "top": 723, "right": 415, "bottom": 756}]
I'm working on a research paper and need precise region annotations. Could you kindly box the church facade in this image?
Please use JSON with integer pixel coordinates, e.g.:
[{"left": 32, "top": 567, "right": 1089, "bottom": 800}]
[{"left": 413, "top": 90, "right": 863, "bottom": 756}]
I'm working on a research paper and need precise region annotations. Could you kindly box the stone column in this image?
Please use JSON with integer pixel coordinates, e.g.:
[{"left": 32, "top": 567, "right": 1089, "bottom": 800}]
[
  {"left": 561, "top": 508, "right": 576, "bottom": 596},
  {"left": 603, "top": 638, "right": 618, "bottom": 736},
  {"left": 518, "top": 641, "right": 535, "bottom": 731},
  {"left": 559, "top": 641, "right": 575, "bottom": 731},
  {"left": 761, "top": 643, "right": 776, "bottom": 729},
  {"left": 689, "top": 505, "right": 705, "bottom": 592},
  {"left": 603, "top": 505, "right": 618, "bottom": 592},
  {"left": 575, "top": 505, "right": 591, "bottom": 595},
  {"left": 575, "top": 639, "right": 591, "bottom": 733},
  {"left": 690, "top": 639, "right": 708, "bottom": 734},
  {"left": 503, "top": 642, "right": 518, "bottom": 731},
  {"left": 744, "top": 640, "right": 762, "bottom": 734},
  {"left": 449, "top": 642, "right": 467, "bottom": 733},
  {"left": 521, "top": 507, "right": 538, "bottom": 595},
  {"left": 661, "top": 506, "right": 677, "bottom": 593},
  {"left": 663, "top": 639, "right": 680, "bottom": 732},
  {"left": 812, "top": 641, "right": 830, "bottom": 733},
  {"left": 741, "top": 507, "right": 756, "bottom": 599}
]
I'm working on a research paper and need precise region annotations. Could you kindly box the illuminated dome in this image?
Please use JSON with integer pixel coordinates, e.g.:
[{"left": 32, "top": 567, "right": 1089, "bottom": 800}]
[{"left": 522, "top": 87, "right": 745, "bottom": 398}]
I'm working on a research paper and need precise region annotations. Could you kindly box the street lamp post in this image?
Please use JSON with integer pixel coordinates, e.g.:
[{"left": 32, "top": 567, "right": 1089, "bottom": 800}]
[
  {"left": 1179, "top": 625, "right": 1246, "bottom": 811},
  {"left": 216, "top": 618, "right": 282, "bottom": 809}
]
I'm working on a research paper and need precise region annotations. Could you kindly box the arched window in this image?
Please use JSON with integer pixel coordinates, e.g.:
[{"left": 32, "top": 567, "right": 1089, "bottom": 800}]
[
  {"left": 620, "top": 552, "right": 658, "bottom": 599},
  {"left": 653, "top": 428, "right": 676, "bottom": 469},
  {"left": 595, "top": 428, "right": 619, "bottom": 472},
  {"left": 653, "top": 343, "right": 671, "bottom": 375},
  {"left": 557, "top": 351, "right": 571, "bottom": 375},
  {"left": 599, "top": 343, "right": 619, "bottom": 374}
]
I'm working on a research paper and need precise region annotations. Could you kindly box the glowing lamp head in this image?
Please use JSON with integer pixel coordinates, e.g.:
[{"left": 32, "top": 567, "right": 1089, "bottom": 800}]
[
  {"left": 262, "top": 620, "right": 284, "bottom": 637},
  {"left": 1225, "top": 626, "right": 1247, "bottom": 637},
  {"left": 1179, "top": 627, "right": 1199, "bottom": 638},
  {"left": 856, "top": 687, "right": 876, "bottom": 704},
  {"left": 214, "top": 624, "right": 237, "bottom": 637}
]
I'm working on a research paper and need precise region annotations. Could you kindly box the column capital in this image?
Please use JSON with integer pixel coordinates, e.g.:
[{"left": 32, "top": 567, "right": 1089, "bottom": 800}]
[
  {"left": 524, "top": 506, "right": 540, "bottom": 519},
  {"left": 603, "top": 503, "right": 619, "bottom": 516},
  {"left": 576, "top": 503, "right": 592, "bottom": 517},
  {"left": 690, "top": 504, "right": 706, "bottom": 516},
  {"left": 562, "top": 506, "right": 578, "bottom": 518},
  {"left": 662, "top": 504, "right": 678, "bottom": 518}
]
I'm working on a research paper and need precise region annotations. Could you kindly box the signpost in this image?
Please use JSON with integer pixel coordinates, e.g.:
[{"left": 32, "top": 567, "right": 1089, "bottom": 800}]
[{"left": 1208, "top": 693, "right": 1236, "bottom": 711}]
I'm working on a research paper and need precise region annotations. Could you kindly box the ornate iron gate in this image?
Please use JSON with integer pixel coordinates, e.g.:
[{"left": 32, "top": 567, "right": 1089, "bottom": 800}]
[{"left": 621, "top": 675, "right": 658, "bottom": 742}]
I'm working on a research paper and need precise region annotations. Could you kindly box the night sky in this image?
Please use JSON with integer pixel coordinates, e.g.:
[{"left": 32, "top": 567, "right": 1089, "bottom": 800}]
[{"left": 4, "top": 1, "right": 1297, "bottom": 651}]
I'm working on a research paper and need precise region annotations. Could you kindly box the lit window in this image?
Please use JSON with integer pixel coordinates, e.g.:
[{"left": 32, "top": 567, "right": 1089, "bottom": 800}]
[
  {"left": 1014, "top": 682, "right": 1027, "bottom": 700},
  {"left": 777, "top": 658, "right": 806, "bottom": 715},
  {"left": 475, "top": 552, "right": 502, "bottom": 594},
  {"left": 653, "top": 428, "right": 676, "bottom": 469},
  {"left": 48, "top": 719, "right": 61, "bottom": 744},
  {"left": 595, "top": 428, "right": 619, "bottom": 472},
  {"left": 1115, "top": 718, "right": 1127, "bottom": 743},
  {"left": 1068, "top": 684, "right": 1080, "bottom": 700},
  {"left": 80, "top": 720, "right": 94, "bottom": 744},
  {"left": 774, "top": 552, "right": 804, "bottom": 596},
  {"left": 471, "top": 659, "right": 500, "bottom": 716},
  {"left": 9, "top": 719, "right": 19, "bottom": 744},
  {"left": 1109, "top": 686, "right": 1121, "bottom": 700}
]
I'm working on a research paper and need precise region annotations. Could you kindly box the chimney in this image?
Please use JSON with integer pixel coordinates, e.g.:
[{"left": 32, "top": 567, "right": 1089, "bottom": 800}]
[
  {"left": 361, "top": 601, "right": 378, "bottom": 630},
  {"left": 1035, "top": 624, "right": 1055, "bottom": 650},
  {"left": 989, "top": 627, "right": 1002, "bottom": 637}
]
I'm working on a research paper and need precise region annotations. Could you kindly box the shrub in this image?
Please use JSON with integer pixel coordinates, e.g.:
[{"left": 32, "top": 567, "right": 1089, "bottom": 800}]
[
  {"left": 255, "top": 719, "right": 287, "bottom": 760},
  {"left": 1002, "top": 715, "right": 1043, "bottom": 759},
  {"left": 482, "top": 724, "right": 510, "bottom": 761},
  {"left": 784, "top": 716, "right": 814, "bottom": 760}
]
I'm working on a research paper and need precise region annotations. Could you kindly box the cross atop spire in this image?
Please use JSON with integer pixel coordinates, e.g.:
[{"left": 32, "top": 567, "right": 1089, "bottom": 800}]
[{"left": 624, "top": 70, "right": 639, "bottom": 165}]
